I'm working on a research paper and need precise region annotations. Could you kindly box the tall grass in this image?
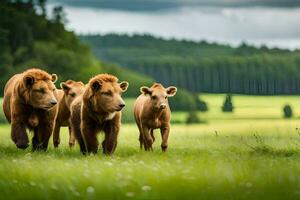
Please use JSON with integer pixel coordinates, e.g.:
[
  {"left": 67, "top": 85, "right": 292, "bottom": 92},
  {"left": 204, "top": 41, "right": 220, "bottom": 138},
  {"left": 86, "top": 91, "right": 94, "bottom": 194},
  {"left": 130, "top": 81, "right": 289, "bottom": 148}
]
[
  {"left": 0, "top": 119, "right": 300, "bottom": 199},
  {"left": 1, "top": 95, "right": 300, "bottom": 199}
]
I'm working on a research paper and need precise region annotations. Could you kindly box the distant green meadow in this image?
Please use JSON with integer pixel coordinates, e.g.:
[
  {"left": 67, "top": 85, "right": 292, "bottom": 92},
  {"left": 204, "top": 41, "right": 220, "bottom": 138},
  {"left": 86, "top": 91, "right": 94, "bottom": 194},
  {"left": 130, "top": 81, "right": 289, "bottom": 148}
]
[
  {"left": 122, "top": 94, "right": 300, "bottom": 123},
  {"left": 1, "top": 94, "right": 300, "bottom": 124},
  {"left": 1, "top": 95, "right": 300, "bottom": 199}
]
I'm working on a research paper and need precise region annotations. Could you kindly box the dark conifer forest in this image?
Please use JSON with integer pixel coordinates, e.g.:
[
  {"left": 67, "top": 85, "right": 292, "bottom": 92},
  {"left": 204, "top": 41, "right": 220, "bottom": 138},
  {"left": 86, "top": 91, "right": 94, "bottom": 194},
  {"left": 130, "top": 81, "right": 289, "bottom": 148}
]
[{"left": 81, "top": 34, "right": 300, "bottom": 95}]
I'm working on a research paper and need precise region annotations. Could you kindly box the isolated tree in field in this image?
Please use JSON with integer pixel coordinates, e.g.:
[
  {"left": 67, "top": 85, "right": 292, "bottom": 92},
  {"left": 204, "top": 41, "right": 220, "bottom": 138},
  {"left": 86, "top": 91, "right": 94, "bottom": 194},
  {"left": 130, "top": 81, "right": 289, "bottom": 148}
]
[
  {"left": 222, "top": 94, "right": 234, "bottom": 112},
  {"left": 186, "top": 111, "right": 200, "bottom": 124},
  {"left": 169, "top": 89, "right": 197, "bottom": 111},
  {"left": 283, "top": 104, "right": 293, "bottom": 118},
  {"left": 195, "top": 94, "right": 208, "bottom": 112}
]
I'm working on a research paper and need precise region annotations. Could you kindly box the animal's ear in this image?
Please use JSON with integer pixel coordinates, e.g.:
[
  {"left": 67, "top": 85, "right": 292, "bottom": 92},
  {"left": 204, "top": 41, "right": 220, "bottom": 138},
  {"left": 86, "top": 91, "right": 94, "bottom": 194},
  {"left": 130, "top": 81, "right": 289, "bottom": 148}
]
[
  {"left": 166, "top": 86, "right": 177, "bottom": 97},
  {"left": 120, "top": 81, "right": 129, "bottom": 92},
  {"left": 60, "top": 82, "right": 70, "bottom": 94},
  {"left": 91, "top": 80, "right": 102, "bottom": 92},
  {"left": 140, "top": 86, "right": 152, "bottom": 95},
  {"left": 23, "top": 75, "right": 35, "bottom": 88},
  {"left": 51, "top": 74, "right": 58, "bottom": 83}
]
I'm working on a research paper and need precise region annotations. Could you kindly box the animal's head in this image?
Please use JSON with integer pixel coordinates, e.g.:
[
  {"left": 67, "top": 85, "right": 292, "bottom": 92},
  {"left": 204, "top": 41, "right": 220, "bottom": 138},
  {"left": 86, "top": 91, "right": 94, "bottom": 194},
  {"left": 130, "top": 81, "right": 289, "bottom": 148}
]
[
  {"left": 21, "top": 68, "right": 58, "bottom": 110},
  {"left": 60, "top": 80, "right": 85, "bottom": 108},
  {"left": 84, "top": 74, "right": 129, "bottom": 113},
  {"left": 141, "top": 83, "right": 177, "bottom": 110}
]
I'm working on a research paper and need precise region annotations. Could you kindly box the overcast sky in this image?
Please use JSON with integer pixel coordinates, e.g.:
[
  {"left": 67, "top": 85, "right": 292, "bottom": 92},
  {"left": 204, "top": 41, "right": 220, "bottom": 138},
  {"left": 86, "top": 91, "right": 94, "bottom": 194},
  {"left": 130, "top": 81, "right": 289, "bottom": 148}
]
[{"left": 48, "top": 1, "right": 300, "bottom": 49}]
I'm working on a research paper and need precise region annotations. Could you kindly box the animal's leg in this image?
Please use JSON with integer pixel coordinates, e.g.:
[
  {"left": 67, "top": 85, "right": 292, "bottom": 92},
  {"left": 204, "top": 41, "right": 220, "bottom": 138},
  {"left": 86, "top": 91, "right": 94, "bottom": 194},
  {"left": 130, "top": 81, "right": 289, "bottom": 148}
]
[
  {"left": 160, "top": 126, "right": 170, "bottom": 152},
  {"left": 142, "top": 126, "right": 153, "bottom": 151},
  {"left": 68, "top": 126, "right": 76, "bottom": 148},
  {"left": 52, "top": 123, "right": 61, "bottom": 148},
  {"left": 82, "top": 123, "right": 99, "bottom": 154},
  {"left": 34, "top": 122, "right": 53, "bottom": 151},
  {"left": 150, "top": 129, "right": 155, "bottom": 142},
  {"left": 137, "top": 123, "right": 144, "bottom": 149},
  {"left": 70, "top": 121, "right": 87, "bottom": 154},
  {"left": 32, "top": 127, "right": 39, "bottom": 150},
  {"left": 102, "top": 120, "right": 120, "bottom": 155},
  {"left": 11, "top": 122, "right": 29, "bottom": 149}
]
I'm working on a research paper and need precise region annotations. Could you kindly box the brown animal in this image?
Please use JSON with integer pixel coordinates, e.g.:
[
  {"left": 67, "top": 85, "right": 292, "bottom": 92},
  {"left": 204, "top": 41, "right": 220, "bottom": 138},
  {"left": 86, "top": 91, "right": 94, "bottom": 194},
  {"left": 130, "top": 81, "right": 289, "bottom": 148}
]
[
  {"left": 70, "top": 74, "right": 128, "bottom": 155},
  {"left": 134, "top": 83, "right": 177, "bottom": 152},
  {"left": 2, "top": 68, "right": 58, "bottom": 151},
  {"left": 53, "top": 80, "right": 85, "bottom": 148}
]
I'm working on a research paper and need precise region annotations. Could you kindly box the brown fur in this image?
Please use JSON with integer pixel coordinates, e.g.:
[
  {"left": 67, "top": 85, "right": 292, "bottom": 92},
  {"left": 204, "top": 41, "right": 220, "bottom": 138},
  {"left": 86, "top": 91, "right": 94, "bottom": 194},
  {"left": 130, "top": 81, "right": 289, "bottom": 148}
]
[
  {"left": 2, "top": 68, "right": 58, "bottom": 151},
  {"left": 70, "top": 74, "right": 128, "bottom": 155},
  {"left": 53, "top": 80, "right": 85, "bottom": 148},
  {"left": 134, "top": 83, "right": 177, "bottom": 152}
]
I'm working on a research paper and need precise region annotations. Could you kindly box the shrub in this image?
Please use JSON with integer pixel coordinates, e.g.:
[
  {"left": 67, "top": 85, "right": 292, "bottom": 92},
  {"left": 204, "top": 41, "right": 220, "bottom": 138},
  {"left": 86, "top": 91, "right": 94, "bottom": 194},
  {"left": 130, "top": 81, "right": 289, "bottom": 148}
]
[
  {"left": 283, "top": 104, "right": 293, "bottom": 118},
  {"left": 169, "top": 89, "right": 197, "bottom": 111},
  {"left": 186, "top": 111, "right": 200, "bottom": 124},
  {"left": 222, "top": 94, "right": 234, "bottom": 112},
  {"left": 195, "top": 94, "right": 208, "bottom": 112}
]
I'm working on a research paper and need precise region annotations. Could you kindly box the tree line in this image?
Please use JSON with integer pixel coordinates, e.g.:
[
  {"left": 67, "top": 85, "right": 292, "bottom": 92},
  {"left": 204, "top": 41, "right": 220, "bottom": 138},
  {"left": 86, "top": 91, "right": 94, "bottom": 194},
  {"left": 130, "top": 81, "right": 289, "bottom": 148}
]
[
  {"left": 81, "top": 34, "right": 300, "bottom": 95},
  {"left": 0, "top": 0, "right": 99, "bottom": 91},
  {"left": 0, "top": 0, "right": 156, "bottom": 98}
]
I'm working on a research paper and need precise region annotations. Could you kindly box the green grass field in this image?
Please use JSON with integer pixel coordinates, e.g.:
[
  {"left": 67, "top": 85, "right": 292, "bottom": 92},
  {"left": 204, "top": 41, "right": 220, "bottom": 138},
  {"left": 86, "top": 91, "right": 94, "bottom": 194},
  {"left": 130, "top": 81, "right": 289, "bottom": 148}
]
[
  {"left": 122, "top": 94, "right": 300, "bottom": 123},
  {"left": 1, "top": 95, "right": 300, "bottom": 199}
]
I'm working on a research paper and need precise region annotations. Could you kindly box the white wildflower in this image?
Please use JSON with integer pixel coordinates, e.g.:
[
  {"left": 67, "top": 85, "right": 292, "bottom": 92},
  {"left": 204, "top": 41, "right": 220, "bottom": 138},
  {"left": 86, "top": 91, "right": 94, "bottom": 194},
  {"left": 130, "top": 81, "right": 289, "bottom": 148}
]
[
  {"left": 245, "top": 182, "right": 252, "bottom": 188},
  {"left": 86, "top": 186, "right": 95, "bottom": 193},
  {"left": 126, "top": 192, "right": 134, "bottom": 197},
  {"left": 142, "top": 185, "right": 152, "bottom": 191},
  {"left": 104, "top": 161, "right": 113, "bottom": 166}
]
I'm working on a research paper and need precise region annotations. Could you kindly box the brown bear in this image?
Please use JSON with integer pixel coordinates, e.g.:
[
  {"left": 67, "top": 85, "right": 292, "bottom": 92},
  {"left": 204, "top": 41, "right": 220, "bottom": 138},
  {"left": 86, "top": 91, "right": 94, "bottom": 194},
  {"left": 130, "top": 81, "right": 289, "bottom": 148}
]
[
  {"left": 70, "top": 74, "right": 128, "bottom": 155},
  {"left": 134, "top": 83, "right": 177, "bottom": 152},
  {"left": 2, "top": 68, "right": 58, "bottom": 151},
  {"left": 53, "top": 80, "right": 85, "bottom": 148}
]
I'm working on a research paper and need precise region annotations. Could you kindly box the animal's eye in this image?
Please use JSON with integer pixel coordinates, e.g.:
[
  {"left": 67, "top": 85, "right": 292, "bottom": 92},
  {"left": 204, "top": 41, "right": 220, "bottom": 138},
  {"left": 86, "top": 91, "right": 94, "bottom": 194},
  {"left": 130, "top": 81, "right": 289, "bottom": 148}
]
[
  {"left": 102, "top": 91, "right": 112, "bottom": 96},
  {"left": 165, "top": 96, "right": 167, "bottom": 99},
  {"left": 70, "top": 93, "right": 76, "bottom": 97},
  {"left": 151, "top": 96, "right": 157, "bottom": 100},
  {"left": 35, "top": 89, "right": 45, "bottom": 93},
  {"left": 52, "top": 88, "right": 56, "bottom": 92}
]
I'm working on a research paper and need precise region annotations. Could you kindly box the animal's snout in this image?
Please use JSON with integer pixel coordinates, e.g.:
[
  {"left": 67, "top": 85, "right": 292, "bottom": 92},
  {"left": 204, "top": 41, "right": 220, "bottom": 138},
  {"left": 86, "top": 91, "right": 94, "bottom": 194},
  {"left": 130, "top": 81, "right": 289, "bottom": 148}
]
[
  {"left": 116, "top": 103, "right": 125, "bottom": 111},
  {"left": 119, "top": 103, "right": 125, "bottom": 108},
  {"left": 160, "top": 103, "right": 166, "bottom": 109},
  {"left": 116, "top": 98, "right": 126, "bottom": 111},
  {"left": 49, "top": 98, "right": 57, "bottom": 106}
]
